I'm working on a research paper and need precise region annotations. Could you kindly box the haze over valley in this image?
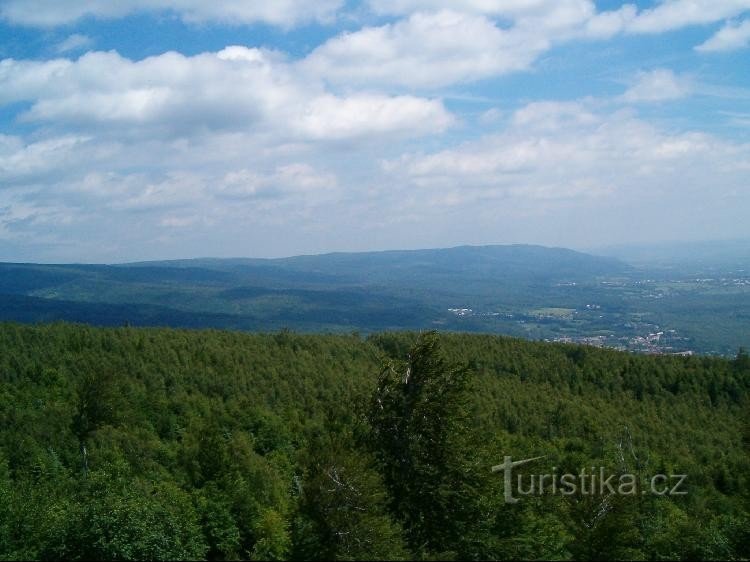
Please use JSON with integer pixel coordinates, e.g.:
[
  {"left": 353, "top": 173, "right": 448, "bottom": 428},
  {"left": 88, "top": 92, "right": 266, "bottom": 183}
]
[{"left": 2, "top": 241, "right": 747, "bottom": 355}]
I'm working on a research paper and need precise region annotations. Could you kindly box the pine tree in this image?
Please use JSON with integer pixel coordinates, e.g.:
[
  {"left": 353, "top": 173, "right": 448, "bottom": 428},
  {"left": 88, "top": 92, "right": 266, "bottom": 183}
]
[{"left": 366, "top": 331, "right": 481, "bottom": 558}]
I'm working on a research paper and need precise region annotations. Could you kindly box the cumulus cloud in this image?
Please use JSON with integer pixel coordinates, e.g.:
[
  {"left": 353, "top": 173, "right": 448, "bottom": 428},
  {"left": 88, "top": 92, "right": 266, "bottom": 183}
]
[
  {"left": 0, "top": 155, "right": 345, "bottom": 261},
  {"left": 3, "top": 49, "right": 296, "bottom": 134},
  {"left": 368, "top": 0, "right": 750, "bottom": 38},
  {"left": 367, "top": 0, "right": 594, "bottom": 19},
  {"left": 5, "top": 1, "right": 749, "bottom": 96},
  {"left": 297, "top": 94, "right": 453, "bottom": 139},
  {"left": 218, "top": 164, "right": 338, "bottom": 200},
  {"left": 621, "top": 69, "right": 692, "bottom": 103},
  {"left": 0, "top": 0, "right": 343, "bottom": 27},
  {"left": 305, "top": 2, "right": 660, "bottom": 90},
  {"left": 626, "top": 0, "right": 750, "bottom": 34},
  {"left": 1, "top": 156, "right": 341, "bottom": 222},
  {"left": 1, "top": 2, "right": 749, "bottom": 259},
  {"left": 0, "top": 48, "right": 452, "bottom": 140},
  {"left": 302, "top": 10, "right": 553, "bottom": 89},
  {"left": 81, "top": 164, "right": 338, "bottom": 212},
  {"left": 0, "top": 43, "right": 458, "bottom": 259},
  {"left": 0, "top": 134, "right": 109, "bottom": 186},
  {"left": 383, "top": 101, "right": 750, "bottom": 206},
  {"left": 696, "top": 18, "right": 750, "bottom": 51},
  {"left": 2, "top": 93, "right": 749, "bottom": 259},
  {"left": 303, "top": 1, "right": 750, "bottom": 90}
]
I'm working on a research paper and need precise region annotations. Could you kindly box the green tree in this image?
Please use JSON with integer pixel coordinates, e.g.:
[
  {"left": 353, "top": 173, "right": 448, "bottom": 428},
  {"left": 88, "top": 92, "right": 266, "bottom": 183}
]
[
  {"left": 292, "top": 440, "right": 409, "bottom": 561},
  {"left": 249, "top": 508, "right": 291, "bottom": 561},
  {"left": 63, "top": 467, "right": 207, "bottom": 561},
  {"left": 366, "top": 331, "right": 481, "bottom": 557},
  {"left": 70, "top": 370, "right": 118, "bottom": 475},
  {"left": 0, "top": 457, "right": 11, "bottom": 557}
]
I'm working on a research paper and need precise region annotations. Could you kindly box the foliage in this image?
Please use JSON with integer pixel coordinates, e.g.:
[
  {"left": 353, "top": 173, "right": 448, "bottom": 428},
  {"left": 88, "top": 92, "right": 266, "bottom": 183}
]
[
  {"left": 366, "top": 332, "right": 481, "bottom": 557},
  {"left": 0, "top": 322, "right": 747, "bottom": 560}
]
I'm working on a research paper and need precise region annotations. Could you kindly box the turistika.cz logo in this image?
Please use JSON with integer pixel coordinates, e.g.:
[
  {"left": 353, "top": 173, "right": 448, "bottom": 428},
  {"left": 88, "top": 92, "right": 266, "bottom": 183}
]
[{"left": 491, "top": 456, "right": 687, "bottom": 504}]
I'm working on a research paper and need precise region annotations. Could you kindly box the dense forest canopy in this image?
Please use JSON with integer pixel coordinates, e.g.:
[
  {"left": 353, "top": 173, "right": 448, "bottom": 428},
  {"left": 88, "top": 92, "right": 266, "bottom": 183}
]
[{"left": 0, "top": 322, "right": 748, "bottom": 560}]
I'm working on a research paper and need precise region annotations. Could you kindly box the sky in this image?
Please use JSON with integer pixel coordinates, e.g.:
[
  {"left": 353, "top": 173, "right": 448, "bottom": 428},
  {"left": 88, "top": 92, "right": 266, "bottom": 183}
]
[{"left": 0, "top": 0, "right": 749, "bottom": 263}]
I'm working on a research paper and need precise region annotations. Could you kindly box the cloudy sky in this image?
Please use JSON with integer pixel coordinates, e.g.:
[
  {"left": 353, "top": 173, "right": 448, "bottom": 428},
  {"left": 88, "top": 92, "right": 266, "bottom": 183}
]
[{"left": 1, "top": 0, "right": 749, "bottom": 262}]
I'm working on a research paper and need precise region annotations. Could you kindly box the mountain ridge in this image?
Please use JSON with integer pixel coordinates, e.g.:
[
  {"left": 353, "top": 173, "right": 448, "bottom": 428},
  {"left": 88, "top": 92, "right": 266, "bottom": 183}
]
[{"left": 0, "top": 243, "right": 747, "bottom": 354}]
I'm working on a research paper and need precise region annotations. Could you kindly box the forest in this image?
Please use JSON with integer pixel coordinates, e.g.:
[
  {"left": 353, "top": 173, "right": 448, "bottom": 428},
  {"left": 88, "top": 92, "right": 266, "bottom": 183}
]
[{"left": 0, "top": 322, "right": 748, "bottom": 560}]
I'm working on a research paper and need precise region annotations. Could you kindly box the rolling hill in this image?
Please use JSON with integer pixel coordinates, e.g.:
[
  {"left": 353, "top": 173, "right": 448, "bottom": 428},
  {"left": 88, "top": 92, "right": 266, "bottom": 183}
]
[{"left": 0, "top": 244, "right": 747, "bottom": 354}]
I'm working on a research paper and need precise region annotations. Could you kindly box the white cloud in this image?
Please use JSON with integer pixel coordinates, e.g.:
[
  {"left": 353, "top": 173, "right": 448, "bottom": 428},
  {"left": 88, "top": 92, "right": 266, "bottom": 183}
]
[
  {"left": 368, "top": 0, "right": 750, "bottom": 37},
  {"left": 0, "top": 134, "right": 107, "bottom": 185},
  {"left": 2, "top": 3, "right": 750, "bottom": 259},
  {"left": 0, "top": 48, "right": 452, "bottom": 140},
  {"left": 0, "top": 42, "right": 458, "bottom": 258},
  {"left": 479, "top": 107, "right": 504, "bottom": 125},
  {"left": 54, "top": 33, "right": 94, "bottom": 54},
  {"left": 621, "top": 69, "right": 692, "bottom": 103},
  {"left": 302, "top": 10, "right": 551, "bottom": 89},
  {"left": 367, "top": 0, "right": 594, "bottom": 19},
  {"left": 383, "top": 101, "right": 750, "bottom": 206},
  {"left": 511, "top": 100, "right": 599, "bottom": 130},
  {"left": 1, "top": 49, "right": 292, "bottom": 132},
  {"left": 0, "top": 0, "right": 343, "bottom": 27},
  {"left": 0, "top": 154, "right": 345, "bottom": 263},
  {"left": 0, "top": 43, "right": 455, "bottom": 258},
  {"left": 696, "top": 18, "right": 750, "bottom": 51},
  {"left": 5, "top": 1, "right": 749, "bottom": 97},
  {"left": 218, "top": 164, "right": 338, "bottom": 200},
  {"left": 626, "top": 0, "right": 750, "bottom": 34},
  {"left": 87, "top": 164, "right": 339, "bottom": 213},
  {"left": 304, "top": 1, "right": 750, "bottom": 91},
  {"left": 583, "top": 4, "right": 637, "bottom": 38},
  {"left": 1, "top": 157, "right": 342, "bottom": 229},
  {"left": 2, "top": 94, "right": 749, "bottom": 259},
  {"left": 297, "top": 94, "right": 453, "bottom": 139}
]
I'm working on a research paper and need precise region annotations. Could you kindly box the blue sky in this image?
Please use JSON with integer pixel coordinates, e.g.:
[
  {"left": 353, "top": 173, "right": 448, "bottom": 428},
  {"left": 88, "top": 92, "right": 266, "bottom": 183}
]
[{"left": 0, "top": 0, "right": 749, "bottom": 262}]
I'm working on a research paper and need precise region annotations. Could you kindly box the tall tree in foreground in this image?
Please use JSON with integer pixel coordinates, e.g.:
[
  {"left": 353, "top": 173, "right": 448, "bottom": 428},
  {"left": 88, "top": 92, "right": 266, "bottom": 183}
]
[{"left": 366, "top": 332, "right": 481, "bottom": 558}]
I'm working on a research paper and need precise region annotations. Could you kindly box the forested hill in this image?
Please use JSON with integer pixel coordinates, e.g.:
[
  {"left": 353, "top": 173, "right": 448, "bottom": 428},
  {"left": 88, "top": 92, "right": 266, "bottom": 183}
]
[
  {"left": 1, "top": 322, "right": 747, "bottom": 560},
  {"left": 133, "top": 244, "right": 630, "bottom": 283},
  {"left": 4, "top": 243, "right": 750, "bottom": 355}
]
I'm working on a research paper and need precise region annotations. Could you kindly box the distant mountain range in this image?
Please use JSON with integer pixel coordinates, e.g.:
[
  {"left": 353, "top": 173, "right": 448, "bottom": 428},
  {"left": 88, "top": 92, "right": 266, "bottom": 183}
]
[
  {"left": 0, "top": 244, "right": 747, "bottom": 354},
  {"left": 129, "top": 244, "right": 630, "bottom": 285}
]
